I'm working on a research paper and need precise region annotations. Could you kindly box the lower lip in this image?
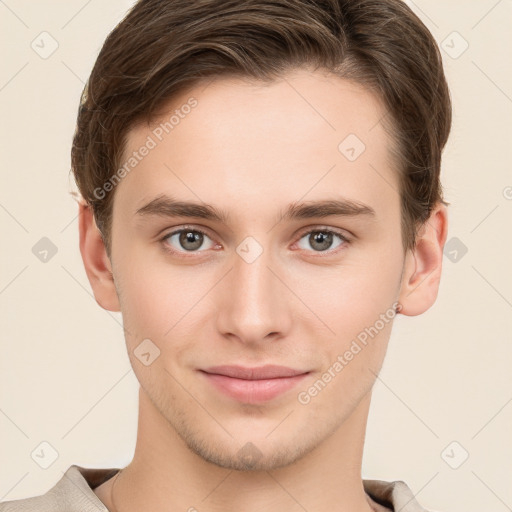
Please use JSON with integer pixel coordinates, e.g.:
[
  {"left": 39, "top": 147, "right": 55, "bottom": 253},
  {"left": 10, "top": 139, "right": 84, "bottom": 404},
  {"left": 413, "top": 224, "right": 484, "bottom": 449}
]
[{"left": 200, "top": 371, "right": 309, "bottom": 403}]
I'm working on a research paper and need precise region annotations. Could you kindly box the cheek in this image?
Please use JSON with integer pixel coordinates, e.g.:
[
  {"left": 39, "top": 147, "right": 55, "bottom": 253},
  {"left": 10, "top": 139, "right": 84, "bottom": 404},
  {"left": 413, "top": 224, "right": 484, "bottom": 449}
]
[
  {"left": 113, "top": 245, "right": 221, "bottom": 354},
  {"left": 284, "top": 251, "right": 401, "bottom": 386},
  {"left": 288, "top": 254, "right": 402, "bottom": 333},
  {"left": 294, "top": 289, "right": 396, "bottom": 412}
]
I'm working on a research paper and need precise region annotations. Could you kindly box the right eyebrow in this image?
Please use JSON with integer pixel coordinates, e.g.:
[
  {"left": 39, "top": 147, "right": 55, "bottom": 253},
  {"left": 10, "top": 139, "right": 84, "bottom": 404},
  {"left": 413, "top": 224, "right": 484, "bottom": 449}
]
[{"left": 135, "top": 194, "right": 231, "bottom": 223}]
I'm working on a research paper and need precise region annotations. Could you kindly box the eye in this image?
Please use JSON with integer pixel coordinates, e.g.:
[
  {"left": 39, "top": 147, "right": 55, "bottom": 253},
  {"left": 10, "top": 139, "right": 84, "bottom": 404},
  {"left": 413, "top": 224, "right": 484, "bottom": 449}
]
[
  {"left": 162, "top": 227, "right": 217, "bottom": 253},
  {"left": 295, "top": 228, "right": 349, "bottom": 253}
]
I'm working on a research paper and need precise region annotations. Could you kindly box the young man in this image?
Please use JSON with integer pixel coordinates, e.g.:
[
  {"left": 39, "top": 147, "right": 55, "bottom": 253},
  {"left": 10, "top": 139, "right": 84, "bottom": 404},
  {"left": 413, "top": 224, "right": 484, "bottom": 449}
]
[{"left": 1, "top": 0, "right": 451, "bottom": 511}]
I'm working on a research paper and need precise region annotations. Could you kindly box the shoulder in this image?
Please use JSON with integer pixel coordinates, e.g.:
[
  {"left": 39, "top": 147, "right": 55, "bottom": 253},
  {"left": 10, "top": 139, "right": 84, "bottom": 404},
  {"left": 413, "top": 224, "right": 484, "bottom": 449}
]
[
  {"left": 363, "top": 478, "right": 439, "bottom": 512},
  {"left": 0, "top": 492, "right": 60, "bottom": 512},
  {"left": 0, "top": 465, "right": 117, "bottom": 512}
]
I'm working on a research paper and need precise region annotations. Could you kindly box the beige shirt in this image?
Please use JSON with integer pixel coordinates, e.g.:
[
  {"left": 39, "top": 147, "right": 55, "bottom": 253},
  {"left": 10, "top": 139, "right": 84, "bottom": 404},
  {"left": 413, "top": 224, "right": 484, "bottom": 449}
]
[{"left": 0, "top": 465, "right": 432, "bottom": 511}]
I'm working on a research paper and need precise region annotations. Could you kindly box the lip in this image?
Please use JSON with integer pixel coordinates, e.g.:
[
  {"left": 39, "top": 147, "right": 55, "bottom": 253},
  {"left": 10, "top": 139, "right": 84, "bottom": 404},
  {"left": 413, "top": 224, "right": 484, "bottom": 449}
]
[{"left": 199, "top": 365, "right": 310, "bottom": 403}]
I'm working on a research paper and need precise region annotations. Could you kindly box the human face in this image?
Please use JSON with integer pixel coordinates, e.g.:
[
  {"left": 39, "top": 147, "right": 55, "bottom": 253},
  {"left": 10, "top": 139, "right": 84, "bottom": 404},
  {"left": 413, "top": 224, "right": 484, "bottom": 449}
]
[{"left": 108, "top": 68, "right": 405, "bottom": 470}]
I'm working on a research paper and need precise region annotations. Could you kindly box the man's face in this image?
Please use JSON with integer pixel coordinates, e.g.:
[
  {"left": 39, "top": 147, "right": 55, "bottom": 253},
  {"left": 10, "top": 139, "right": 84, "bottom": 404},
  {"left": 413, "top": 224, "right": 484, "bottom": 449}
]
[{"left": 109, "top": 68, "right": 406, "bottom": 470}]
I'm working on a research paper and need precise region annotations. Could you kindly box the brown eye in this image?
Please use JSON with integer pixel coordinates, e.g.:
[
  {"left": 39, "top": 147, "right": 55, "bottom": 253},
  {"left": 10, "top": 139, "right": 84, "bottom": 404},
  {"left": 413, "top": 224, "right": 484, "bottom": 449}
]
[{"left": 178, "top": 231, "right": 204, "bottom": 251}]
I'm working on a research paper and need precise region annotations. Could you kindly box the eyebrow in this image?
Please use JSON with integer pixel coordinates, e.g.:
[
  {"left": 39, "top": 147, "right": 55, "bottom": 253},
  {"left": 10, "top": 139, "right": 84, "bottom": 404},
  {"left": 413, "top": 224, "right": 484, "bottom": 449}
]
[
  {"left": 135, "top": 194, "right": 376, "bottom": 223},
  {"left": 280, "top": 198, "right": 376, "bottom": 221},
  {"left": 135, "top": 195, "right": 231, "bottom": 223}
]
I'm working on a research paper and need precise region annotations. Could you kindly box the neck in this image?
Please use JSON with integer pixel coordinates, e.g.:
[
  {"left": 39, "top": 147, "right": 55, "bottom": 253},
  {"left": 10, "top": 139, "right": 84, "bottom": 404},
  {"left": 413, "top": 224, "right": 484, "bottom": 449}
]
[{"left": 108, "top": 388, "right": 375, "bottom": 512}]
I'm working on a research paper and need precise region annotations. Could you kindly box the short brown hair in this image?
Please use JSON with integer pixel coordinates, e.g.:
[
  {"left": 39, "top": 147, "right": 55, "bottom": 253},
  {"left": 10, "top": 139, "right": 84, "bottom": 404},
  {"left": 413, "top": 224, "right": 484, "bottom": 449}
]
[{"left": 71, "top": 0, "right": 452, "bottom": 255}]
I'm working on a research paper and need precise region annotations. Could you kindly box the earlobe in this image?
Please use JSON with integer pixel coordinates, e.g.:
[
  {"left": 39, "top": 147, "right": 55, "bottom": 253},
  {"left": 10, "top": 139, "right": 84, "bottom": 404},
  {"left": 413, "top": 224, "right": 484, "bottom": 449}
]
[
  {"left": 78, "top": 201, "right": 121, "bottom": 312},
  {"left": 397, "top": 203, "right": 448, "bottom": 316}
]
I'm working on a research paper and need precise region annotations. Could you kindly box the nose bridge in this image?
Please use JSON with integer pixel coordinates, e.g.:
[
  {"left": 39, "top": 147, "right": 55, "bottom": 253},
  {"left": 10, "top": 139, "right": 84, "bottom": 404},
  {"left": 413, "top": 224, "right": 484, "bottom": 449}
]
[{"left": 216, "top": 239, "right": 291, "bottom": 343}]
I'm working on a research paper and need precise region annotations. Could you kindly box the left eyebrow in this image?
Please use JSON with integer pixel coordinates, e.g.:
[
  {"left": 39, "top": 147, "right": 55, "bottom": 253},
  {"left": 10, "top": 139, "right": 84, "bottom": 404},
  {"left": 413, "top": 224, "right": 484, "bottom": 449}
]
[{"left": 278, "top": 198, "right": 376, "bottom": 221}]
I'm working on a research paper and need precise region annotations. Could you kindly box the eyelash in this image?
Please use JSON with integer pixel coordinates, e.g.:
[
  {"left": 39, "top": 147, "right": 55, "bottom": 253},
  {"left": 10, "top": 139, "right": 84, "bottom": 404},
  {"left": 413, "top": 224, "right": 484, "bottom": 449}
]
[{"left": 159, "top": 225, "right": 351, "bottom": 257}]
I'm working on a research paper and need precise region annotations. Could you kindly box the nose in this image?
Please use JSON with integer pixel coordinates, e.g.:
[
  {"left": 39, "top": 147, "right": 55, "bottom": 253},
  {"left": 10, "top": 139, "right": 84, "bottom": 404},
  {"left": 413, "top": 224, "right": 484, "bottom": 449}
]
[{"left": 215, "top": 242, "right": 292, "bottom": 346}]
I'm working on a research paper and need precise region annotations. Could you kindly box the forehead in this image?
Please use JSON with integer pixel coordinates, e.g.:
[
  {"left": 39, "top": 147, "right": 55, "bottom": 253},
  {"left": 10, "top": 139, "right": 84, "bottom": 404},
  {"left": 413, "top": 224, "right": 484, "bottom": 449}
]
[{"left": 116, "top": 68, "right": 399, "bottom": 220}]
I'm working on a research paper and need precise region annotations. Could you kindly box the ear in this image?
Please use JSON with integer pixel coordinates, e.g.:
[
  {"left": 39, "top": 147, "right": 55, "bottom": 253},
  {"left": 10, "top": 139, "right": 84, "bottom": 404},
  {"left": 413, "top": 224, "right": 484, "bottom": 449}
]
[
  {"left": 397, "top": 202, "right": 448, "bottom": 316},
  {"left": 78, "top": 201, "right": 121, "bottom": 312}
]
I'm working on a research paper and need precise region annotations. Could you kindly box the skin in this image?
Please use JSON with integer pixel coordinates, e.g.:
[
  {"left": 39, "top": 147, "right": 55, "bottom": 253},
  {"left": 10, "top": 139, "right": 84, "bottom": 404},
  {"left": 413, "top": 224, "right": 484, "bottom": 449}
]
[{"left": 80, "top": 67, "right": 447, "bottom": 512}]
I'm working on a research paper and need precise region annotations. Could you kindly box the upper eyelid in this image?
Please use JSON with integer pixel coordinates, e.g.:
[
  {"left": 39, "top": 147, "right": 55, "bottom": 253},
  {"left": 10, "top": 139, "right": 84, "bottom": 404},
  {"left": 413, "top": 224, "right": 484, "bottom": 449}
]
[
  {"left": 162, "top": 225, "right": 215, "bottom": 239},
  {"left": 162, "top": 225, "right": 349, "bottom": 241},
  {"left": 296, "top": 225, "right": 350, "bottom": 239}
]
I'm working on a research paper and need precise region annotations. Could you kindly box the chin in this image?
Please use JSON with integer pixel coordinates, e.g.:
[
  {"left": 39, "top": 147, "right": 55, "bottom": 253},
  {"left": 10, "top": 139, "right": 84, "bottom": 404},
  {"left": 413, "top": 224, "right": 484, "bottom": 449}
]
[{"left": 184, "top": 434, "right": 315, "bottom": 472}]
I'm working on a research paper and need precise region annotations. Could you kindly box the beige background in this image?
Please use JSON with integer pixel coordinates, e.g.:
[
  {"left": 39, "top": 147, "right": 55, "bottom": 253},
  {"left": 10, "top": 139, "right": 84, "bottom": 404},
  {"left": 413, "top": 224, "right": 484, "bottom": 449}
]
[{"left": 1, "top": 1, "right": 511, "bottom": 511}]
